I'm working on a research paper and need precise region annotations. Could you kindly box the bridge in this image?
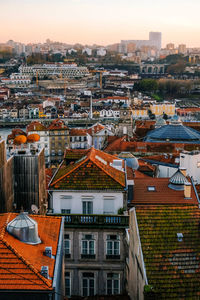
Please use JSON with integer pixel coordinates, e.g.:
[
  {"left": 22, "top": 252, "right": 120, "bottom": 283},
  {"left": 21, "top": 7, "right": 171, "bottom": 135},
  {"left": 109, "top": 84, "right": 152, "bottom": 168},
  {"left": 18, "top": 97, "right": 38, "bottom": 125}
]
[
  {"left": 139, "top": 64, "right": 166, "bottom": 74},
  {"left": 0, "top": 117, "right": 120, "bottom": 128}
]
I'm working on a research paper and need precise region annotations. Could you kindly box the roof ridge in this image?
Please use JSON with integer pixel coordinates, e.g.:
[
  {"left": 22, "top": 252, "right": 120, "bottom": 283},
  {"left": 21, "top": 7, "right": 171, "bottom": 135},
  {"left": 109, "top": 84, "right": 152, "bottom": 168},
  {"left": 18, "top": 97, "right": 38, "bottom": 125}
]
[
  {"left": 1, "top": 237, "right": 52, "bottom": 289},
  {"left": 0, "top": 213, "right": 12, "bottom": 240},
  {"left": 89, "top": 149, "right": 125, "bottom": 187},
  {"left": 50, "top": 153, "right": 90, "bottom": 187}
]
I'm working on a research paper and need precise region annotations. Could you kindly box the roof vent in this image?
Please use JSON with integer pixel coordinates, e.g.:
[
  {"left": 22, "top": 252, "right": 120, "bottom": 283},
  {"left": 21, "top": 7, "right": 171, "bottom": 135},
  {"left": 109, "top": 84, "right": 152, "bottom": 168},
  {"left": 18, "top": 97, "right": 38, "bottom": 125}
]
[
  {"left": 44, "top": 246, "right": 52, "bottom": 258},
  {"left": 168, "top": 169, "right": 189, "bottom": 191},
  {"left": 177, "top": 233, "right": 183, "bottom": 242},
  {"left": 7, "top": 212, "right": 41, "bottom": 245},
  {"left": 41, "top": 266, "right": 49, "bottom": 279}
]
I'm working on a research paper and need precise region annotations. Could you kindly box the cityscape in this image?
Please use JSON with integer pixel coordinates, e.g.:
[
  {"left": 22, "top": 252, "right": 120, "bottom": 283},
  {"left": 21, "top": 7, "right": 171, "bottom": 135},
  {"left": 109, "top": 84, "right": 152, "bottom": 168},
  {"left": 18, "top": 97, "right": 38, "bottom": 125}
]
[{"left": 1, "top": 0, "right": 200, "bottom": 299}]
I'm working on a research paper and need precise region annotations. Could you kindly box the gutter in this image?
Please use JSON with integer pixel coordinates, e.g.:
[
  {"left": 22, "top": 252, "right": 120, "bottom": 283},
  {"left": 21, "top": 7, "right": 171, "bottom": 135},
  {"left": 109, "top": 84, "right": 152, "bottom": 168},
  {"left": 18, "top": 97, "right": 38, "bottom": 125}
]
[
  {"left": 52, "top": 216, "right": 64, "bottom": 289},
  {"left": 132, "top": 207, "right": 148, "bottom": 284},
  {"left": 191, "top": 176, "right": 200, "bottom": 207}
]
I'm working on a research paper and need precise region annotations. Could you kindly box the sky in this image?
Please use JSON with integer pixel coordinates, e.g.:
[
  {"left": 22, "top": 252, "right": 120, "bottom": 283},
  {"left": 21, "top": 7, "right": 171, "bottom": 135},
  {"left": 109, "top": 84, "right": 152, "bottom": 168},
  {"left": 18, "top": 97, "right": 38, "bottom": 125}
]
[{"left": 0, "top": 0, "right": 200, "bottom": 47}]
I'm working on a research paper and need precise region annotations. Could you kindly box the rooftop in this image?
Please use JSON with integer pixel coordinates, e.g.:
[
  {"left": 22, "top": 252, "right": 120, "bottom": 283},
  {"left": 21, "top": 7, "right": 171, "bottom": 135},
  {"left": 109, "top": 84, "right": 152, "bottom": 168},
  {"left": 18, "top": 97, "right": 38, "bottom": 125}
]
[
  {"left": 136, "top": 206, "right": 200, "bottom": 299},
  {"left": 131, "top": 177, "right": 198, "bottom": 206},
  {"left": 50, "top": 147, "right": 125, "bottom": 191},
  {"left": 0, "top": 213, "right": 62, "bottom": 291}
]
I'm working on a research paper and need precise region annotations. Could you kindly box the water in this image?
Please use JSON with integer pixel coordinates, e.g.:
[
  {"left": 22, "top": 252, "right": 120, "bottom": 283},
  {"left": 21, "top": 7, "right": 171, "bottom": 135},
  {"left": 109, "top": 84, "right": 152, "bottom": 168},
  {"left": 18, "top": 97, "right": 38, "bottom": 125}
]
[{"left": 0, "top": 128, "right": 26, "bottom": 142}]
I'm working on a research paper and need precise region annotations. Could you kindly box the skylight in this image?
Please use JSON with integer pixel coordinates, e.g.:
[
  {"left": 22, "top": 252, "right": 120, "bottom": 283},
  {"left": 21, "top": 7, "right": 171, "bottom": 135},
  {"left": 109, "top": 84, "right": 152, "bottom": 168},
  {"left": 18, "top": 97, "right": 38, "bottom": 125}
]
[{"left": 147, "top": 186, "right": 156, "bottom": 191}]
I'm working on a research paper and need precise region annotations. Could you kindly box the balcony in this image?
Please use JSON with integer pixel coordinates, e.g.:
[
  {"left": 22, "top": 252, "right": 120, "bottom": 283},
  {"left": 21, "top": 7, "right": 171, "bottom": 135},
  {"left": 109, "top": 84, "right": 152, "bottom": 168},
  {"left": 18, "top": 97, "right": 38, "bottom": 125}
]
[{"left": 47, "top": 213, "right": 129, "bottom": 228}]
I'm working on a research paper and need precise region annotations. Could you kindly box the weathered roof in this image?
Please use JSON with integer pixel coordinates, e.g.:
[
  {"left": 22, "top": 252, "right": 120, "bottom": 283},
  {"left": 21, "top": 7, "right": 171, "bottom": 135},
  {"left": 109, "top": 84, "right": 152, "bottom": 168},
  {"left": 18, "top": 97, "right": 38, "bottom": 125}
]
[
  {"left": 50, "top": 147, "right": 125, "bottom": 190},
  {"left": 27, "top": 121, "right": 47, "bottom": 132},
  {"left": 131, "top": 177, "right": 198, "bottom": 206},
  {"left": 0, "top": 213, "right": 62, "bottom": 291},
  {"left": 136, "top": 206, "right": 200, "bottom": 299}
]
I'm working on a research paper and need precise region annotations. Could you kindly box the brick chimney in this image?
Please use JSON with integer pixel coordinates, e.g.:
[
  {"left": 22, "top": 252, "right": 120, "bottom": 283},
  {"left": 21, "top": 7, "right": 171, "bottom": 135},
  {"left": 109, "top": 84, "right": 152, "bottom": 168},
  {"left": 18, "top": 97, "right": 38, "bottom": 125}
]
[
  {"left": 184, "top": 182, "right": 191, "bottom": 199},
  {"left": 180, "top": 167, "right": 186, "bottom": 177}
]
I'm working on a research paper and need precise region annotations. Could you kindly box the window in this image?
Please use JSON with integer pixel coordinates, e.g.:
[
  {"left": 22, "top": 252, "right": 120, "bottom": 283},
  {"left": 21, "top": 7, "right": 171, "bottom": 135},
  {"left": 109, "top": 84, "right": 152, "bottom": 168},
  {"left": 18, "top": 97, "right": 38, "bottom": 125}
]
[
  {"left": 82, "top": 273, "right": 95, "bottom": 296},
  {"left": 106, "top": 235, "right": 120, "bottom": 259},
  {"left": 107, "top": 273, "right": 120, "bottom": 295},
  {"left": 61, "top": 209, "right": 71, "bottom": 214},
  {"left": 81, "top": 235, "right": 95, "bottom": 258},
  {"left": 64, "top": 234, "right": 71, "bottom": 258},
  {"left": 61, "top": 197, "right": 72, "bottom": 214},
  {"left": 65, "top": 272, "right": 71, "bottom": 297},
  {"left": 103, "top": 197, "right": 115, "bottom": 214},
  {"left": 147, "top": 186, "right": 156, "bottom": 191},
  {"left": 82, "top": 201, "right": 93, "bottom": 214}
]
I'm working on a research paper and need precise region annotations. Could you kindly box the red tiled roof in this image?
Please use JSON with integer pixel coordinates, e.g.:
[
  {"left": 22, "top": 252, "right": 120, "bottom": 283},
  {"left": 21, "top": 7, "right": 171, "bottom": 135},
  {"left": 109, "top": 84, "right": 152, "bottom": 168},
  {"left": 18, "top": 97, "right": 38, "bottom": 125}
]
[
  {"left": 64, "top": 149, "right": 90, "bottom": 160},
  {"left": 70, "top": 128, "right": 87, "bottom": 136},
  {"left": 48, "top": 119, "right": 68, "bottom": 131},
  {"left": 135, "top": 206, "right": 200, "bottom": 298},
  {"left": 87, "top": 124, "right": 105, "bottom": 135},
  {"left": 0, "top": 213, "right": 62, "bottom": 291},
  {"left": 144, "top": 154, "right": 179, "bottom": 165},
  {"left": 50, "top": 147, "right": 125, "bottom": 190},
  {"left": 27, "top": 121, "right": 47, "bottom": 132},
  {"left": 131, "top": 177, "right": 198, "bottom": 206}
]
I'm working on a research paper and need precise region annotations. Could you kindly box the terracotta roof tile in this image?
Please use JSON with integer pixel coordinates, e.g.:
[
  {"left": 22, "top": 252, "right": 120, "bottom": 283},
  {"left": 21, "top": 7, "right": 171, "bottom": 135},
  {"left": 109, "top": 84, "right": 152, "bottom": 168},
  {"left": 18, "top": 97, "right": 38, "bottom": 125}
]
[
  {"left": 50, "top": 148, "right": 125, "bottom": 190},
  {"left": 131, "top": 177, "right": 198, "bottom": 206},
  {"left": 0, "top": 213, "right": 62, "bottom": 291},
  {"left": 135, "top": 206, "right": 200, "bottom": 298}
]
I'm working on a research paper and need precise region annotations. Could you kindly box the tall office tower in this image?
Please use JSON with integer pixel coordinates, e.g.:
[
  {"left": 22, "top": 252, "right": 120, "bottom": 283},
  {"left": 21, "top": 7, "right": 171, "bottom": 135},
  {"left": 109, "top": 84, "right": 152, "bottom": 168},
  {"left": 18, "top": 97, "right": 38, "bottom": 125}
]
[
  {"left": 178, "top": 44, "right": 187, "bottom": 54},
  {"left": 149, "top": 32, "right": 162, "bottom": 50}
]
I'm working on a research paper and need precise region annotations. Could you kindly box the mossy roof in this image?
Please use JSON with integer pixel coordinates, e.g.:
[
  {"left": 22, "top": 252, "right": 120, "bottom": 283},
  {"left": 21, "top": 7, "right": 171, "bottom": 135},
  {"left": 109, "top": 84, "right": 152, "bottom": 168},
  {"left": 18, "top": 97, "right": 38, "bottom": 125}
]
[{"left": 136, "top": 206, "right": 200, "bottom": 299}]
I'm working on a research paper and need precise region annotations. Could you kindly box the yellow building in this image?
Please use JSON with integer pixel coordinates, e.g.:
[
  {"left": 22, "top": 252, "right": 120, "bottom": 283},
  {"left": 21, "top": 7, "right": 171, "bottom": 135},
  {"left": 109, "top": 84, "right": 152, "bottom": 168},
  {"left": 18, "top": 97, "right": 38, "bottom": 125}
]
[
  {"left": 150, "top": 103, "right": 175, "bottom": 116},
  {"left": 132, "top": 109, "right": 148, "bottom": 119}
]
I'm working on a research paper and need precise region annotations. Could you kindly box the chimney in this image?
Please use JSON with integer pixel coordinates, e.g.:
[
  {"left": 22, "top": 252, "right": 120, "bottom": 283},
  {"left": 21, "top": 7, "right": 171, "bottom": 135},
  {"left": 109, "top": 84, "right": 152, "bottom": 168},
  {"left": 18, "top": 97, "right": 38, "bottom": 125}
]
[
  {"left": 127, "top": 180, "right": 134, "bottom": 203},
  {"left": 180, "top": 167, "right": 186, "bottom": 177},
  {"left": 44, "top": 246, "right": 52, "bottom": 258},
  {"left": 184, "top": 182, "right": 191, "bottom": 199},
  {"left": 41, "top": 266, "right": 49, "bottom": 279}
]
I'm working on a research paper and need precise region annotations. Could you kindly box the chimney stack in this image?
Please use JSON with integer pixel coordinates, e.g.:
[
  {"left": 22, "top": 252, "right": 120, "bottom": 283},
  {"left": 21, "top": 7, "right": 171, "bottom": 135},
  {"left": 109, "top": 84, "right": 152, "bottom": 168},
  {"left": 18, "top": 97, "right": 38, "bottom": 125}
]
[
  {"left": 184, "top": 182, "right": 191, "bottom": 199},
  {"left": 180, "top": 167, "right": 187, "bottom": 177}
]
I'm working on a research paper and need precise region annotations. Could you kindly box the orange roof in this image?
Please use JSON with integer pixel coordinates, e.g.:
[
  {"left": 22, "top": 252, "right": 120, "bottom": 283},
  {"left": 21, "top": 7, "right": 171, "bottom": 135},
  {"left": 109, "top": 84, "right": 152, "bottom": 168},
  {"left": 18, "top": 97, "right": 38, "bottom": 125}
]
[
  {"left": 27, "top": 121, "right": 47, "bottom": 132},
  {"left": 87, "top": 124, "right": 105, "bottom": 135},
  {"left": 48, "top": 119, "right": 68, "bottom": 131},
  {"left": 131, "top": 177, "right": 198, "bottom": 206},
  {"left": 50, "top": 147, "right": 125, "bottom": 190},
  {"left": 0, "top": 213, "right": 62, "bottom": 291},
  {"left": 70, "top": 128, "right": 87, "bottom": 136}
]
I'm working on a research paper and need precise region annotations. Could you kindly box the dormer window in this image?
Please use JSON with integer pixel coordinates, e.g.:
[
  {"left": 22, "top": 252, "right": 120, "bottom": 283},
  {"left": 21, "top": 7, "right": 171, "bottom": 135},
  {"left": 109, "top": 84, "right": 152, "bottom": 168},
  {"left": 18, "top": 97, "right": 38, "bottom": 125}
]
[{"left": 147, "top": 186, "right": 156, "bottom": 191}]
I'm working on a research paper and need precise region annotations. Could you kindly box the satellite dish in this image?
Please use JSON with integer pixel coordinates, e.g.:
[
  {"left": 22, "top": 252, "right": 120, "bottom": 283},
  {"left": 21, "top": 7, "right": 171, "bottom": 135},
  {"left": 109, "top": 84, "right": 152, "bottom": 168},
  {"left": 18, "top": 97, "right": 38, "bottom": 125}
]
[{"left": 31, "top": 204, "right": 39, "bottom": 214}]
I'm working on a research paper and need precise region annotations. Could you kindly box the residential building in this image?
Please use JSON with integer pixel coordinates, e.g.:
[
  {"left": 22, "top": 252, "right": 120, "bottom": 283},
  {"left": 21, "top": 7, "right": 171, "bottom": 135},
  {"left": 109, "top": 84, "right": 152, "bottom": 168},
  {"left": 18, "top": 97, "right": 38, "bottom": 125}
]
[
  {"left": 48, "top": 148, "right": 126, "bottom": 214},
  {"left": 59, "top": 214, "right": 129, "bottom": 297},
  {"left": 0, "top": 212, "right": 64, "bottom": 300},
  {"left": 129, "top": 169, "right": 199, "bottom": 207},
  {"left": 69, "top": 128, "right": 89, "bottom": 149},
  {"left": 149, "top": 103, "right": 175, "bottom": 117},
  {"left": 48, "top": 119, "right": 69, "bottom": 164},
  {"left": 19, "top": 63, "right": 89, "bottom": 79},
  {"left": 180, "top": 150, "right": 200, "bottom": 184},
  {"left": 128, "top": 205, "right": 200, "bottom": 299}
]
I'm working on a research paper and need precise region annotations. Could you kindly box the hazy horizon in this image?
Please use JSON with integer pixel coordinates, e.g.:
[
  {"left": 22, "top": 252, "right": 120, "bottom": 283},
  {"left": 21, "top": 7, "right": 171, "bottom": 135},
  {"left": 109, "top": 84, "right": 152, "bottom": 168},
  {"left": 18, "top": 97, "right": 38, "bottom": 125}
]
[{"left": 1, "top": 0, "right": 200, "bottom": 47}]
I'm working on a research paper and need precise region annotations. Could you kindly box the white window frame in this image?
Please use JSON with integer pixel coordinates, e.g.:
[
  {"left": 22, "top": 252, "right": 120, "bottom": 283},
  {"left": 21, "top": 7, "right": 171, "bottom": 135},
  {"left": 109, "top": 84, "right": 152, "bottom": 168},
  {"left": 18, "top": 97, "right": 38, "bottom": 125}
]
[
  {"left": 65, "top": 272, "right": 71, "bottom": 297},
  {"left": 81, "top": 239, "right": 95, "bottom": 255},
  {"left": 106, "top": 273, "right": 120, "bottom": 295},
  {"left": 64, "top": 235, "right": 71, "bottom": 256},
  {"left": 82, "top": 273, "right": 95, "bottom": 297},
  {"left": 106, "top": 235, "right": 120, "bottom": 256}
]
